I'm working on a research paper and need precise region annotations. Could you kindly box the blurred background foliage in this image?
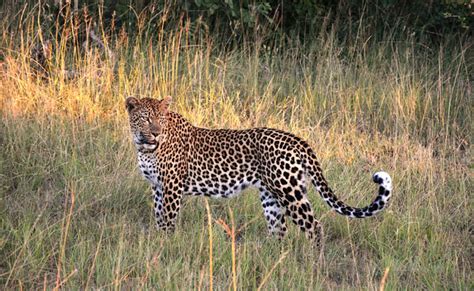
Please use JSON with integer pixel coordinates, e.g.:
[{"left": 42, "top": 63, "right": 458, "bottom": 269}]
[{"left": 1, "top": 0, "right": 472, "bottom": 45}]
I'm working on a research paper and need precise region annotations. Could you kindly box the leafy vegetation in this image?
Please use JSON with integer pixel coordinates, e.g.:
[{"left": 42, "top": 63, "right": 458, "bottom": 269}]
[{"left": 0, "top": 1, "right": 472, "bottom": 289}]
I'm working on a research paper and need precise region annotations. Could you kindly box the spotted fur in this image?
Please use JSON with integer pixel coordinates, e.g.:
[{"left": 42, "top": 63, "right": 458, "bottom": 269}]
[{"left": 126, "top": 97, "right": 393, "bottom": 246}]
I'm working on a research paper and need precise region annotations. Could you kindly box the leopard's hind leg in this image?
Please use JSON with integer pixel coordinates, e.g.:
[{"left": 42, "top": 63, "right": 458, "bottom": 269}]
[
  {"left": 280, "top": 186, "right": 324, "bottom": 248},
  {"left": 258, "top": 185, "right": 287, "bottom": 238},
  {"left": 264, "top": 174, "right": 324, "bottom": 248}
]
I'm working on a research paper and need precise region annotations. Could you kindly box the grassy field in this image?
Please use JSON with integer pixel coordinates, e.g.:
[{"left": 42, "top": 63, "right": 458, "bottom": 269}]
[{"left": 0, "top": 11, "right": 472, "bottom": 290}]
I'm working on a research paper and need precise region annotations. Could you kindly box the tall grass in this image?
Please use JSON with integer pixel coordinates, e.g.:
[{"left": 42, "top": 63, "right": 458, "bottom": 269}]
[{"left": 1, "top": 6, "right": 472, "bottom": 289}]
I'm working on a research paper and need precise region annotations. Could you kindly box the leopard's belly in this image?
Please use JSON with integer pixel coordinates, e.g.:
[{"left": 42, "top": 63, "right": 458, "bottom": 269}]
[{"left": 184, "top": 155, "right": 261, "bottom": 198}]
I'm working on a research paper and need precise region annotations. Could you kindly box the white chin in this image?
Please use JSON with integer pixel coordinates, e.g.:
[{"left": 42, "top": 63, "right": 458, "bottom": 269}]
[{"left": 142, "top": 143, "right": 157, "bottom": 150}]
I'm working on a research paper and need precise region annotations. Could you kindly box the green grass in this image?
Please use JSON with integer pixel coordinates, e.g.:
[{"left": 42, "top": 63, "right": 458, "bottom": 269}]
[{"left": 0, "top": 11, "right": 472, "bottom": 290}]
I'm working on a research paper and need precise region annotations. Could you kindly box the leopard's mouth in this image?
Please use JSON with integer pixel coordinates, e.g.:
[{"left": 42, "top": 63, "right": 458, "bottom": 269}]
[
  {"left": 136, "top": 141, "right": 158, "bottom": 151},
  {"left": 134, "top": 135, "right": 158, "bottom": 151},
  {"left": 140, "top": 143, "right": 158, "bottom": 150}
]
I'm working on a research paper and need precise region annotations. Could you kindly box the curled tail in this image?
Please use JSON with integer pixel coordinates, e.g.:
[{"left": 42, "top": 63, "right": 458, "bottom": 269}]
[
  {"left": 302, "top": 147, "right": 393, "bottom": 218},
  {"left": 312, "top": 169, "right": 392, "bottom": 218}
]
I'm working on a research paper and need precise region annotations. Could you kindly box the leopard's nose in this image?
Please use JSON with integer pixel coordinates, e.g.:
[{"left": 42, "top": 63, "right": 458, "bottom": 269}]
[{"left": 150, "top": 125, "right": 159, "bottom": 136}]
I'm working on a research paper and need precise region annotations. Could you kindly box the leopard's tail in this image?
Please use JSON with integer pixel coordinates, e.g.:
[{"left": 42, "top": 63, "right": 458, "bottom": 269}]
[{"left": 304, "top": 147, "right": 392, "bottom": 218}]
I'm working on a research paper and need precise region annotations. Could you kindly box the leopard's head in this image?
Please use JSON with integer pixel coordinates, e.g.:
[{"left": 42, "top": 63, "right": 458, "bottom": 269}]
[{"left": 125, "top": 96, "right": 171, "bottom": 152}]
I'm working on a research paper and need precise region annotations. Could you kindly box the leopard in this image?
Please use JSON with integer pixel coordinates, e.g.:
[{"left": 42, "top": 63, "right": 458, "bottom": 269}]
[{"left": 125, "top": 96, "right": 393, "bottom": 246}]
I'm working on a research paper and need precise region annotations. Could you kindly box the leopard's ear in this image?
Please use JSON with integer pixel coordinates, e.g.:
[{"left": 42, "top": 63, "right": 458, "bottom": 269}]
[
  {"left": 159, "top": 96, "right": 172, "bottom": 113},
  {"left": 125, "top": 96, "right": 140, "bottom": 112}
]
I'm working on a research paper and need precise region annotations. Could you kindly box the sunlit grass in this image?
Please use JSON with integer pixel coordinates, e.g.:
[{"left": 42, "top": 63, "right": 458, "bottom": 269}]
[{"left": 0, "top": 7, "right": 471, "bottom": 289}]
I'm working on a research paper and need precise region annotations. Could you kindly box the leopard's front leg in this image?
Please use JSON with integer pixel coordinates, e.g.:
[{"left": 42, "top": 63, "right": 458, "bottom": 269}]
[
  {"left": 151, "top": 181, "right": 184, "bottom": 233},
  {"left": 151, "top": 184, "right": 166, "bottom": 231}
]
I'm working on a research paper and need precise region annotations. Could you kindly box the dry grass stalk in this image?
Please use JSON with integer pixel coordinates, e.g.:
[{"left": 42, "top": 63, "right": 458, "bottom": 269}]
[
  {"left": 204, "top": 200, "right": 213, "bottom": 291},
  {"left": 54, "top": 186, "right": 75, "bottom": 291},
  {"left": 379, "top": 267, "right": 390, "bottom": 291},
  {"left": 257, "top": 250, "right": 289, "bottom": 291}
]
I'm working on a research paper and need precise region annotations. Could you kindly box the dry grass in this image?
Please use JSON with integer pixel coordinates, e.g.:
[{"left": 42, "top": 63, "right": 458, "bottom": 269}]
[{"left": 0, "top": 8, "right": 472, "bottom": 290}]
